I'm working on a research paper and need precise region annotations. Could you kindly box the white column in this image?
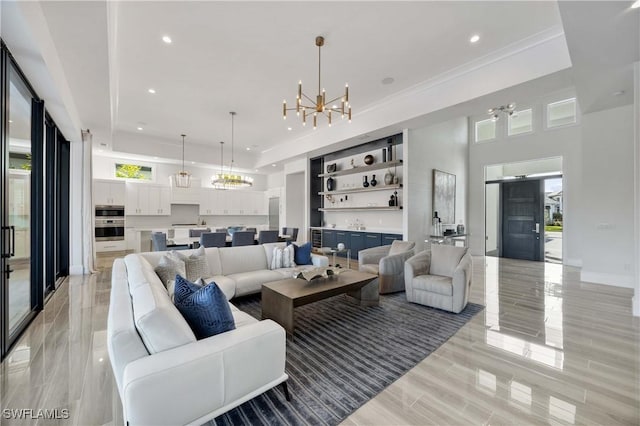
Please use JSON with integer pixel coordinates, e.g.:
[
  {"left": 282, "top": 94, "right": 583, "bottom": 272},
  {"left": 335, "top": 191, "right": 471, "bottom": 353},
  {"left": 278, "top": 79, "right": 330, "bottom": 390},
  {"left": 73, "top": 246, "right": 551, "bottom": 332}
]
[
  {"left": 69, "top": 139, "right": 84, "bottom": 274},
  {"left": 634, "top": 61, "right": 640, "bottom": 316}
]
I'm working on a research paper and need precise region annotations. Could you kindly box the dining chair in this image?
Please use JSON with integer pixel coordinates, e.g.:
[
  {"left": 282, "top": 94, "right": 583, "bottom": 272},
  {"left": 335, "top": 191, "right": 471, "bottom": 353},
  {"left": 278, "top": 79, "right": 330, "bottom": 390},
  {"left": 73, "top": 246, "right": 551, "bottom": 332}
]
[
  {"left": 199, "top": 232, "right": 227, "bottom": 248},
  {"left": 258, "top": 230, "right": 278, "bottom": 244},
  {"left": 231, "top": 231, "right": 255, "bottom": 246}
]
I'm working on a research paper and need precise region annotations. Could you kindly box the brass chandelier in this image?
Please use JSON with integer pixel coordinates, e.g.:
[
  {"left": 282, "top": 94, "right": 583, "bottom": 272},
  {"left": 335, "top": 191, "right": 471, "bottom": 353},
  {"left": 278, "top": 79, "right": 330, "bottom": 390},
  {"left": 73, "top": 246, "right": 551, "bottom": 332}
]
[
  {"left": 283, "top": 36, "right": 351, "bottom": 129},
  {"left": 174, "top": 134, "right": 191, "bottom": 188},
  {"left": 212, "top": 112, "right": 253, "bottom": 189}
]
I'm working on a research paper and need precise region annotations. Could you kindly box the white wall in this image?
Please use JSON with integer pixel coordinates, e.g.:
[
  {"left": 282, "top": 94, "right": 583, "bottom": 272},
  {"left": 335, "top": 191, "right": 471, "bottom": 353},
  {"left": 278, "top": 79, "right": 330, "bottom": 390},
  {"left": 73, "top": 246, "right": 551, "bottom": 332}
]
[
  {"left": 285, "top": 172, "right": 305, "bottom": 243},
  {"left": 580, "top": 105, "right": 635, "bottom": 288},
  {"left": 635, "top": 61, "right": 640, "bottom": 316},
  {"left": 406, "top": 116, "right": 468, "bottom": 252}
]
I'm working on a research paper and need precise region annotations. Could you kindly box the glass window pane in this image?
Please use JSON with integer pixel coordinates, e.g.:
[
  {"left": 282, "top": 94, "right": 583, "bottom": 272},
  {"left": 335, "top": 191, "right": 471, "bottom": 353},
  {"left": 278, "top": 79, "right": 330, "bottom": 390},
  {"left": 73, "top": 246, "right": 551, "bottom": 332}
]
[
  {"left": 7, "top": 65, "right": 33, "bottom": 334},
  {"left": 508, "top": 108, "right": 533, "bottom": 136},
  {"left": 475, "top": 119, "right": 496, "bottom": 142},
  {"left": 547, "top": 98, "right": 576, "bottom": 128}
]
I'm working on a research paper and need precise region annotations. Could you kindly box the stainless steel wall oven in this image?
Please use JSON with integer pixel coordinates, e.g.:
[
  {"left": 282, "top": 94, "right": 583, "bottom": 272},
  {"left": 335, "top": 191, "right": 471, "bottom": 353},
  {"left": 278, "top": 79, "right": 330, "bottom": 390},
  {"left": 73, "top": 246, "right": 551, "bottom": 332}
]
[{"left": 95, "top": 205, "right": 125, "bottom": 241}]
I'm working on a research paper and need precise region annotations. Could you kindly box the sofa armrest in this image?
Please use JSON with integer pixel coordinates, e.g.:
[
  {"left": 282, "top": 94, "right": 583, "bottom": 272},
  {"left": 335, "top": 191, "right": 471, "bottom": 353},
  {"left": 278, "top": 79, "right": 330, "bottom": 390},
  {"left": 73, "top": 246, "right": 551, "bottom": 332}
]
[
  {"left": 379, "top": 249, "right": 415, "bottom": 275},
  {"left": 311, "top": 253, "right": 329, "bottom": 267},
  {"left": 122, "top": 320, "right": 287, "bottom": 426},
  {"left": 404, "top": 250, "right": 431, "bottom": 281},
  {"left": 358, "top": 245, "right": 391, "bottom": 267},
  {"left": 451, "top": 253, "right": 472, "bottom": 313}
]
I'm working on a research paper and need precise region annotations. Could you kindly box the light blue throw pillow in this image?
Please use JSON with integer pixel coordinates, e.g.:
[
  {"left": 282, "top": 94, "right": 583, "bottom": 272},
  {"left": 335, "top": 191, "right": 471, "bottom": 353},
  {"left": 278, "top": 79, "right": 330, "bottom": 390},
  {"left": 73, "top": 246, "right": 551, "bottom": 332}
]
[{"left": 174, "top": 275, "right": 235, "bottom": 339}]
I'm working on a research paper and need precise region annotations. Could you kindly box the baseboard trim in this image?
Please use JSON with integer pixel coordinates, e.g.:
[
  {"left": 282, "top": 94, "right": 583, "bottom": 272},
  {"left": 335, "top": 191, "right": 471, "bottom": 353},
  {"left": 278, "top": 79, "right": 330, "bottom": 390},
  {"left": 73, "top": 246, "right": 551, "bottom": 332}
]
[
  {"left": 564, "top": 258, "right": 582, "bottom": 267},
  {"left": 69, "top": 265, "right": 84, "bottom": 275},
  {"left": 580, "top": 271, "right": 634, "bottom": 288}
]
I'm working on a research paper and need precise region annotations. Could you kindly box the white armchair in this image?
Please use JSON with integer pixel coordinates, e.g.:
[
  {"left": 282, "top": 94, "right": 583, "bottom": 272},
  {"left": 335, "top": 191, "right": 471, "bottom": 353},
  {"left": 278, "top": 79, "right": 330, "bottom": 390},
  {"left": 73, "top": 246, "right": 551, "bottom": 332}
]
[
  {"left": 358, "top": 240, "right": 415, "bottom": 294},
  {"left": 404, "top": 245, "right": 472, "bottom": 313}
]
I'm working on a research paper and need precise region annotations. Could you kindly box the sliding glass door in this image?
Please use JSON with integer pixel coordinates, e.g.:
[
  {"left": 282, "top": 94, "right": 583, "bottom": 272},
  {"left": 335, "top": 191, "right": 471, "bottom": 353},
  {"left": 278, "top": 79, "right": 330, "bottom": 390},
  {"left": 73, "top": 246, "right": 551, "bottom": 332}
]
[{"left": 4, "top": 62, "right": 36, "bottom": 337}]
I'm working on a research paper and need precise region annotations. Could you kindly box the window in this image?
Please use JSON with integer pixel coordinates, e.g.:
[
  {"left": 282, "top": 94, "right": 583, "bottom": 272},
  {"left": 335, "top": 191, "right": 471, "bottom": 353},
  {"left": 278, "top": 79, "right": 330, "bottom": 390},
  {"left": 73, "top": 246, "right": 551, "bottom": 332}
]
[
  {"left": 547, "top": 98, "right": 576, "bottom": 128},
  {"left": 508, "top": 108, "right": 533, "bottom": 136},
  {"left": 114, "top": 163, "right": 152, "bottom": 180},
  {"left": 475, "top": 118, "right": 496, "bottom": 142}
]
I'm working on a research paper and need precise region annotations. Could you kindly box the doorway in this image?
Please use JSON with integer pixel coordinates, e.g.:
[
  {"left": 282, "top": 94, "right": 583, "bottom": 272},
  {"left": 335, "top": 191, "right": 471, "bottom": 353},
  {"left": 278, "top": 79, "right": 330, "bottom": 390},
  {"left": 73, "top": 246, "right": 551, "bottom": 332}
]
[{"left": 484, "top": 158, "right": 563, "bottom": 263}]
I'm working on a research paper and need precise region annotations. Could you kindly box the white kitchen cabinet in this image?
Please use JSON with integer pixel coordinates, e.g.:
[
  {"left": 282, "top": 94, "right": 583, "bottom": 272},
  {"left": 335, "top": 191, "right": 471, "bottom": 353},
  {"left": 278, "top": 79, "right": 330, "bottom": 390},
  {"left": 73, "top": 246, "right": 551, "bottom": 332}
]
[
  {"left": 127, "top": 183, "right": 170, "bottom": 215},
  {"left": 95, "top": 240, "right": 126, "bottom": 252},
  {"left": 94, "top": 180, "right": 125, "bottom": 205},
  {"left": 148, "top": 186, "right": 171, "bottom": 215},
  {"left": 199, "top": 188, "right": 220, "bottom": 215}
]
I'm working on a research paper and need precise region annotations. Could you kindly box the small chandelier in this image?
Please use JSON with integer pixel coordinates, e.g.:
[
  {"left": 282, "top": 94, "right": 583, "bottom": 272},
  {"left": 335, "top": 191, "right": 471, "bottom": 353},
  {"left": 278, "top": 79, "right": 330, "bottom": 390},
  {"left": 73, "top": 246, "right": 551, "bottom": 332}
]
[
  {"left": 174, "top": 133, "right": 191, "bottom": 188},
  {"left": 212, "top": 112, "right": 253, "bottom": 189},
  {"left": 283, "top": 36, "right": 351, "bottom": 129},
  {"left": 488, "top": 103, "right": 516, "bottom": 121}
]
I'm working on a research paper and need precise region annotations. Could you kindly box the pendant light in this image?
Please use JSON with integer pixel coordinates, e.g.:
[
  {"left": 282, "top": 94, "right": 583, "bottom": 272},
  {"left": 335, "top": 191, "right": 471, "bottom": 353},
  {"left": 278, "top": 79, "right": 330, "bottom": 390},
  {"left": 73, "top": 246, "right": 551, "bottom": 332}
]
[{"left": 174, "top": 134, "right": 191, "bottom": 188}]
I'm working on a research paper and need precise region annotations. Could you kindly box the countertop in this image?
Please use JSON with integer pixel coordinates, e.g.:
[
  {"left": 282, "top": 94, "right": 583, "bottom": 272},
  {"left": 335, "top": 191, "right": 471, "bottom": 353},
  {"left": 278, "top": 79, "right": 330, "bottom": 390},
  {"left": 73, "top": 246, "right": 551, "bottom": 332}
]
[{"left": 310, "top": 226, "right": 402, "bottom": 234}]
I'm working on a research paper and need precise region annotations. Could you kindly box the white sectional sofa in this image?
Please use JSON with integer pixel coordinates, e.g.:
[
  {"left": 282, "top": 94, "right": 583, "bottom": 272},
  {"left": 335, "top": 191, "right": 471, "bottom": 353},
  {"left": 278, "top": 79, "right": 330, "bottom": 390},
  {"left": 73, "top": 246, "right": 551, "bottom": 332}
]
[{"left": 107, "top": 242, "right": 328, "bottom": 425}]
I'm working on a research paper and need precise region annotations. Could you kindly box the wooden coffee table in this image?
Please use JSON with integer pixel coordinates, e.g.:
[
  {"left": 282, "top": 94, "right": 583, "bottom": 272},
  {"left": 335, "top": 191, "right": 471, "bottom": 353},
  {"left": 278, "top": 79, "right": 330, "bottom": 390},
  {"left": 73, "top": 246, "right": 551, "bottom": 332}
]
[{"left": 261, "top": 270, "right": 379, "bottom": 334}]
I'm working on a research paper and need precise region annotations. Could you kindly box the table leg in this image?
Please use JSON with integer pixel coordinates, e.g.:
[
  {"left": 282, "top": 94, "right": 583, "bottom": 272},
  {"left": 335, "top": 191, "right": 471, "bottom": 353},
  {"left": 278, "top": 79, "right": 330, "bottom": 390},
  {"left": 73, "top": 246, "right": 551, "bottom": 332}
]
[
  {"left": 262, "top": 287, "right": 295, "bottom": 334},
  {"left": 346, "top": 278, "right": 379, "bottom": 306}
]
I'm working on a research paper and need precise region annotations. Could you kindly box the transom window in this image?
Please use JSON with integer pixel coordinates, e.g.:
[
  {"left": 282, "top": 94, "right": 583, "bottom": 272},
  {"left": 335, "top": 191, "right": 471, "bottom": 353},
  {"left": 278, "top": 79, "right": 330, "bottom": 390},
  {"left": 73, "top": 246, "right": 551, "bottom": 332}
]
[
  {"left": 115, "top": 163, "right": 152, "bottom": 180},
  {"left": 508, "top": 108, "right": 533, "bottom": 136},
  {"left": 547, "top": 98, "right": 576, "bottom": 128},
  {"left": 475, "top": 118, "right": 496, "bottom": 142}
]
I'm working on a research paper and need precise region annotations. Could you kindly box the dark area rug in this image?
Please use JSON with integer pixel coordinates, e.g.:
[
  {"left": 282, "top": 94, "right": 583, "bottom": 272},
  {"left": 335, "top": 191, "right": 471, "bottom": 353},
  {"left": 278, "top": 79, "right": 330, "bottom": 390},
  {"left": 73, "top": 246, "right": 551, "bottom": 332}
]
[{"left": 210, "top": 292, "right": 483, "bottom": 426}]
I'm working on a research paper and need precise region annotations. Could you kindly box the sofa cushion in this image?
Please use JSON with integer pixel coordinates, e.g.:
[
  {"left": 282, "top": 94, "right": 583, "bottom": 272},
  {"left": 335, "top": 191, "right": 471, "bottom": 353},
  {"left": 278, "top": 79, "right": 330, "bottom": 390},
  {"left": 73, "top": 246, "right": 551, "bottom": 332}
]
[
  {"left": 174, "top": 247, "right": 212, "bottom": 281},
  {"left": 229, "top": 303, "right": 259, "bottom": 329},
  {"left": 270, "top": 246, "right": 283, "bottom": 270},
  {"left": 130, "top": 278, "right": 196, "bottom": 354},
  {"left": 412, "top": 274, "right": 453, "bottom": 296},
  {"left": 388, "top": 240, "right": 415, "bottom": 256},
  {"left": 209, "top": 275, "right": 236, "bottom": 300},
  {"left": 218, "top": 245, "right": 268, "bottom": 275},
  {"left": 154, "top": 252, "right": 187, "bottom": 288},
  {"left": 228, "top": 270, "right": 286, "bottom": 297},
  {"left": 430, "top": 245, "right": 467, "bottom": 277},
  {"left": 262, "top": 242, "right": 286, "bottom": 267},
  {"left": 293, "top": 242, "right": 313, "bottom": 265},
  {"left": 125, "top": 254, "right": 167, "bottom": 294},
  {"left": 174, "top": 276, "right": 236, "bottom": 339}
]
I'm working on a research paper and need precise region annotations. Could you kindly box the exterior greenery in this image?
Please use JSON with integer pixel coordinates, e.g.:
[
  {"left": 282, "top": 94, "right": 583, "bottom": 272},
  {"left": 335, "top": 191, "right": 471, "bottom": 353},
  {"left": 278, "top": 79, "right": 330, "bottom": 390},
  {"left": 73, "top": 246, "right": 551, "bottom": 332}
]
[{"left": 115, "top": 163, "right": 152, "bottom": 180}]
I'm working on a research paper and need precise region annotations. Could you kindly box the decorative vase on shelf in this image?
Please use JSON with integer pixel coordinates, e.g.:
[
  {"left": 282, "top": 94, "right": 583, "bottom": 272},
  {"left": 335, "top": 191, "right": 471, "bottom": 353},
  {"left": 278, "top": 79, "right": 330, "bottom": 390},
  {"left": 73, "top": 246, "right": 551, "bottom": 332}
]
[
  {"left": 382, "top": 148, "right": 387, "bottom": 163},
  {"left": 387, "top": 145, "right": 393, "bottom": 162},
  {"left": 388, "top": 194, "right": 395, "bottom": 207},
  {"left": 370, "top": 174, "right": 377, "bottom": 187},
  {"left": 364, "top": 154, "right": 374, "bottom": 165},
  {"left": 327, "top": 177, "right": 335, "bottom": 191},
  {"left": 393, "top": 174, "right": 399, "bottom": 184},
  {"left": 384, "top": 171, "right": 393, "bottom": 185},
  {"left": 362, "top": 176, "right": 369, "bottom": 188}
]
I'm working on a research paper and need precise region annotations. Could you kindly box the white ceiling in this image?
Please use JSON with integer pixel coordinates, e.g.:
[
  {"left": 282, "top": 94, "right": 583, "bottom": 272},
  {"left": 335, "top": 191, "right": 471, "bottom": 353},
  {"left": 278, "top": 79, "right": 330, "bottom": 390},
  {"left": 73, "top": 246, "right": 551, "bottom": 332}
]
[{"left": 7, "top": 1, "right": 639, "bottom": 171}]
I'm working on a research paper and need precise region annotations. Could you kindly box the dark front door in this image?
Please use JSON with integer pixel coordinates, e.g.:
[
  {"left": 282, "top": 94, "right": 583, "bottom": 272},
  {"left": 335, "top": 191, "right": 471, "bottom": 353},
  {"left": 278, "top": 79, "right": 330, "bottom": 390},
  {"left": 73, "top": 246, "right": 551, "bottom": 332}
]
[{"left": 501, "top": 180, "right": 543, "bottom": 261}]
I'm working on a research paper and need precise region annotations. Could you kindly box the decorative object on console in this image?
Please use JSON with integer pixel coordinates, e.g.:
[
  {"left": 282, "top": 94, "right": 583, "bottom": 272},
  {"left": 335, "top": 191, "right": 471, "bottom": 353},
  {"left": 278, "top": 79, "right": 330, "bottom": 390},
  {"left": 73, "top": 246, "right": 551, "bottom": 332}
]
[
  {"left": 457, "top": 222, "right": 465, "bottom": 234},
  {"left": 174, "top": 134, "right": 191, "bottom": 188},
  {"left": 364, "top": 154, "right": 374, "bottom": 165},
  {"left": 370, "top": 174, "right": 377, "bottom": 187},
  {"left": 282, "top": 36, "right": 351, "bottom": 129},
  {"left": 326, "top": 163, "right": 337, "bottom": 173},
  {"left": 362, "top": 175, "right": 369, "bottom": 188},
  {"left": 384, "top": 171, "right": 394, "bottom": 185},
  {"left": 337, "top": 242, "right": 346, "bottom": 251},
  {"left": 326, "top": 176, "right": 335, "bottom": 191},
  {"left": 212, "top": 112, "right": 253, "bottom": 189}
]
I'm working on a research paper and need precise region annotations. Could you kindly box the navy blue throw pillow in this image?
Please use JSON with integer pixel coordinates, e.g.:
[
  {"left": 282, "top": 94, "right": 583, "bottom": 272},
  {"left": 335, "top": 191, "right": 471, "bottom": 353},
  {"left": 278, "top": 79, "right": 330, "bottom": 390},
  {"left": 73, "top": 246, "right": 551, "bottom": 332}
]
[
  {"left": 293, "top": 242, "right": 313, "bottom": 265},
  {"left": 174, "top": 275, "right": 235, "bottom": 339}
]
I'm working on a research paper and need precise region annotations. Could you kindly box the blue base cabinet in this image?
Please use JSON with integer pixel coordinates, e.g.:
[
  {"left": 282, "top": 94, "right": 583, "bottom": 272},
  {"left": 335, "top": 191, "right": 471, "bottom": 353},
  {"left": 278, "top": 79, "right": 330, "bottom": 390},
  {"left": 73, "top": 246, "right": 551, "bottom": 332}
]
[
  {"left": 349, "top": 232, "right": 365, "bottom": 259},
  {"left": 320, "top": 230, "right": 402, "bottom": 260},
  {"left": 364, "top": 233, "right": 381, "bottom": 248}
]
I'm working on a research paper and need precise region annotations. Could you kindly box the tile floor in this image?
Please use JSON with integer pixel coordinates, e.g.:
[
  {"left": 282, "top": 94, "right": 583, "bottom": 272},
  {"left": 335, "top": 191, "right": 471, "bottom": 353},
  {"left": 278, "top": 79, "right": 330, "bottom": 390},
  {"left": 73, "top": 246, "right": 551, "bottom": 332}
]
[{"left": 0, "top": 254, "right": 638, "bottom": 425}]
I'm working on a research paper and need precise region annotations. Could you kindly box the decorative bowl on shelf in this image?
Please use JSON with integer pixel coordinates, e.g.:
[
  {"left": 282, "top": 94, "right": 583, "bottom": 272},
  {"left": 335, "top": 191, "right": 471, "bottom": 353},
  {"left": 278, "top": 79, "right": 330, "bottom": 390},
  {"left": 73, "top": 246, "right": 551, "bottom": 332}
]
[{"left": 364, "top": 154, "right": 374, "bottom": 165}]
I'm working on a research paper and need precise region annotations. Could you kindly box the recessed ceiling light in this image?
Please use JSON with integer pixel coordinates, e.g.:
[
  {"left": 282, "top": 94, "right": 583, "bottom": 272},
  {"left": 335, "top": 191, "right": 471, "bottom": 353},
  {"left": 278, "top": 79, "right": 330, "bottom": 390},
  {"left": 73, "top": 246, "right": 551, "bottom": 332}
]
[
  {"left": 612, "top": 90, "right": 625, "bottom": 96},
  {"left": 381, "top": 77, "right": 394, "bottom": 85},
  {"left": 287, "top": 127, "right": 292, "bottom": 131},
  {"left": 153, "top": 156, "right": 158, "bottom": 159},
  {"left": 162, "top": 35, "right": 172, "bottom": 44},
  {"left": 272, "top": 164, "right": 277, "bottom": 167},
  {"left": 632, "top": 0, "right": 639, "bottom": 8},
  {"left": 255, "top": 169, "right": 259, "bottom": 172},
  {"left": 148, "top": 88, "right": 156, "bottom": 94},
  {"left": 470, "top": 34, "right": 480, "bottom": 43},
  {"left": 137, "top": 126, "right": 143, "bottom": 131},
  {"left": 246, "top": 147, "right": 251, "bottom": 151},
  {"left": 191, "top": 161, "right": 195, "bottom": 164},
  {"left": 8, "top": 120, "right": 12, "bottom": 123}
]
